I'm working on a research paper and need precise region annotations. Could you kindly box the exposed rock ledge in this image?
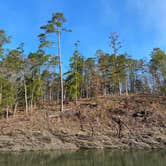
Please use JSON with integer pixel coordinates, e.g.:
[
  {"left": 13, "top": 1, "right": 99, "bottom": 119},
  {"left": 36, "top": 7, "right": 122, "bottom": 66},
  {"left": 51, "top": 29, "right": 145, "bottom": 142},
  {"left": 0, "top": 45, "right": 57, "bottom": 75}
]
[{"left": 0, "top": 126, "right": 166, "bottom": 152}]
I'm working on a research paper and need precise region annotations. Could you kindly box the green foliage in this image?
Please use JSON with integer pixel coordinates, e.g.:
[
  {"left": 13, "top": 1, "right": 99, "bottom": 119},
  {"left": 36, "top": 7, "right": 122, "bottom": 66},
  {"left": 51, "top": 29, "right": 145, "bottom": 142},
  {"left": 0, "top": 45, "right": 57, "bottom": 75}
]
[
  {"left": 0, "top": 29, "right": 10, "bottom": 57},
  {"left": 0, "top": 30, "right": 10, "bottom": 47},
  {"left": 3, "top": 49, "right": 22, "bottom": 71},
  {"left": 26, "top": 51, "right": 51, "bottom": 105},
  {"left": 149, "top": 48, "right": 166, "bottom": 94},
  {"left": 0, "top": 17, "right": 166, "bottom": 116},
  {"left": 65, "top": 50, "right": 84, "bottom": 101},
  {"left": 0, "top": 77, "right": 16, "bottom": 109}
]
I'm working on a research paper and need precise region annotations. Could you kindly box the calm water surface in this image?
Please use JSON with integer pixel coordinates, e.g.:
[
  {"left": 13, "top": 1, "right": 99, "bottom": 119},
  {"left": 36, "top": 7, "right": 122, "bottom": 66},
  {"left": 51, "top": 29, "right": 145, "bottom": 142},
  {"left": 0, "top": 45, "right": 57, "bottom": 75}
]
[{"left": 0, "top": 150, "right": 165, "bottom": 166}]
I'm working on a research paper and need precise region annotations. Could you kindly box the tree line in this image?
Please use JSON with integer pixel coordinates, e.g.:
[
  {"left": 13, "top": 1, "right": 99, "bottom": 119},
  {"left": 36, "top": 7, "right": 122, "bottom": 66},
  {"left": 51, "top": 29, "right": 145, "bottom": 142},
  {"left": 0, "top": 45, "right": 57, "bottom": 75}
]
[{"left": 0, "top": 13, "right": 166, "bottom": 116}]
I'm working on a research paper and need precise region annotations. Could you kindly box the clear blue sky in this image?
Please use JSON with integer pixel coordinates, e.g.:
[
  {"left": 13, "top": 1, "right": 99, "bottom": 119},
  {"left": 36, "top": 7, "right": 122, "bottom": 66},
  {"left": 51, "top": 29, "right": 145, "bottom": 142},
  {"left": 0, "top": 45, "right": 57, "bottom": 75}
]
[{"left": 0, "top": 0, "right": 166, "bottom": 69}]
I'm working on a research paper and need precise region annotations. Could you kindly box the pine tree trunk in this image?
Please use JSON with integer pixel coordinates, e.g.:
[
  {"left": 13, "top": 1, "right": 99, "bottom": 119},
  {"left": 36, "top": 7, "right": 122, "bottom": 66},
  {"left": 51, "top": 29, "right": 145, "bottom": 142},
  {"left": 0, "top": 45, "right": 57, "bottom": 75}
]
[
  {"left": 30, "top": 85, "right": 36, "bottom": 114},
  {"left": 6, "top": 106, "right": 9, "bottom": 120},
  {"left": 0, "top": 93, "right": 2, "bottom": 105},
  {"left": 13, "top": 102, "right": 18, "bottom": 117},
  {"left": 86, "top": 86, "right": 89, "bottom": 98},
  {"left": 125, "top": 80, "right": 128, "bottom": 96},
  {"left": 119, "top": 82, "right": 122, "bottom": 95},
  {"left": 58, "top": 30, "right": 63, "bottom": 112},
  {"left": 24, "top": 79, "right": 28, "bottom": 115},
  {"left": 49, "top": 88, "right": 52, "bottom": 103},
  {"left": 30, "top": 95, "right": 33, "bottom": 114},
  {"left": 75, "top": 74, "right": 78, "bottom": 105}
]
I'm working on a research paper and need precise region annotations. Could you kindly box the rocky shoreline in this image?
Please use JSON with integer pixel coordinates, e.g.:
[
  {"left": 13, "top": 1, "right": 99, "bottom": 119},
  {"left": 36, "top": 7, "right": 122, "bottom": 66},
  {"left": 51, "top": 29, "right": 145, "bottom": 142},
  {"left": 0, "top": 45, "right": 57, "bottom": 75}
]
[
  {"left": 0, "top": 127, "right": 166, "bottom": 152},
  {"left": 0, "top": 95, "right": 166, "bottom": 152}
]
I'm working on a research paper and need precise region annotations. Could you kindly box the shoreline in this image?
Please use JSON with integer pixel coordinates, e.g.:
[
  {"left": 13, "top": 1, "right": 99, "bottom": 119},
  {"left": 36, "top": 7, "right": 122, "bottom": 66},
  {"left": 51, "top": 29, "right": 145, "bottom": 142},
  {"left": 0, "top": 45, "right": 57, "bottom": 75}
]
[{"left": 0, "top": 131, "right": 166, "bottom": 152}]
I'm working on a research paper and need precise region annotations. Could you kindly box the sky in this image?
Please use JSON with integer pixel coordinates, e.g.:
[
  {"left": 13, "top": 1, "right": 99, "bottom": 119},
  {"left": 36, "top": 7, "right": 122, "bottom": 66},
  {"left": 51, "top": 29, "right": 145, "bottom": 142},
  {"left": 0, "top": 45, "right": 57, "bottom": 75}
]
[{"left": 0, "top": 0, "right": 166, "bottom": 69}]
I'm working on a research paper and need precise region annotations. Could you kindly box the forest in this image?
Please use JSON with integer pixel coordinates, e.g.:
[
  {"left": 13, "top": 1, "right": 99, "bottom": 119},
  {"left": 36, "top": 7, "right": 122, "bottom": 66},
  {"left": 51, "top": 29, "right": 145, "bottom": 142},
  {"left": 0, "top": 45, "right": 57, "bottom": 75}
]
[{"left": 0, "top": 12, "right": 166, "bottom": 118}]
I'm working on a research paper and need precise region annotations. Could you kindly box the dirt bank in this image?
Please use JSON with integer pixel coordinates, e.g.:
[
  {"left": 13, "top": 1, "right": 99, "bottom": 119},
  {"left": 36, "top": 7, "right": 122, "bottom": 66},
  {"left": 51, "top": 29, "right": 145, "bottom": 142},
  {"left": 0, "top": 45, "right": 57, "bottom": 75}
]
[{"left": 0, "top": 94, "right": 166, "bottom": 151}]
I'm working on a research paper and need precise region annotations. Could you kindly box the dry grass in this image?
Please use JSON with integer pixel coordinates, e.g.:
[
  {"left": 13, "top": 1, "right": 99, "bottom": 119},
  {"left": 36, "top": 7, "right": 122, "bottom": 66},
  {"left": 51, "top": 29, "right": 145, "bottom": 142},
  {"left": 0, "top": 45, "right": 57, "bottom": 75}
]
[{"left": 0, "top": 94, "right": 166, "bottom": 138}]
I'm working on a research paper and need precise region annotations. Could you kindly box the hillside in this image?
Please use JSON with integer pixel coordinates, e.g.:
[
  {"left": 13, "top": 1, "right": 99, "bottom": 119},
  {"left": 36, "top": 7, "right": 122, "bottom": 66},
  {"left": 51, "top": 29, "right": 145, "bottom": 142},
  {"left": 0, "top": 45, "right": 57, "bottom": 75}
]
[{"left": 0, "top": 94, "right": 166, "bottom": 151}]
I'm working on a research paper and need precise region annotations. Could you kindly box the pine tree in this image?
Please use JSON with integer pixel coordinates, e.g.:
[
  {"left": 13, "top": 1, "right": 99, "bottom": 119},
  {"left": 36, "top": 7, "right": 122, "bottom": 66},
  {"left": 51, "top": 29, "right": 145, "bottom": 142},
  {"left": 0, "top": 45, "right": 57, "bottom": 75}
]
[
  {"left": 40, "top": 13, "right": 71, "bottom": 111},
  {"left": 109, "top": 32, "right": 122, "bottom": 95},
  {"left": 149, "top": 48, "right": 166, "bottom": 95},
  {"left": 65, "top": 43, "right": 83, "bottom": 103}
]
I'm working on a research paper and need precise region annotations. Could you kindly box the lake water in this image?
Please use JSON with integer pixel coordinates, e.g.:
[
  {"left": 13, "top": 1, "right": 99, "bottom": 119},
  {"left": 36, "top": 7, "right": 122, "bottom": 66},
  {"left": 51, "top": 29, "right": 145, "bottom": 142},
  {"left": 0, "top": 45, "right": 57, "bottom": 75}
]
[{"left": 0, "top": 150, "right": 165, "bottom": 166}]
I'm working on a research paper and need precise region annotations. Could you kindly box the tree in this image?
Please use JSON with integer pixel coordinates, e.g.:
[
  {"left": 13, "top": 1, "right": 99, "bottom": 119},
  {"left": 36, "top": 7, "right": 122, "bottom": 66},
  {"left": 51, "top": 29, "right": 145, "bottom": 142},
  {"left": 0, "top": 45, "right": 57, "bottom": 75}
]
[
  {"left": 116, "top": 54, "right": 127, "bottom": 94},
  {"left": 27, "top": 50, "right": 50, "bottom": 112},
  {"left": 0, "top": 47, "right": 23, "bottom": 118},
  {"left": 84, "top": 57, "right": 96, "bottom": 98},
  {"left": 109, "top": 32, "right": 122, "bottom": 95},
  {"left": 0, "top": 29, "right": 10, "bottom": 109},
  {"left": 0, "top": 30, "right": 10, "bottom": 56},
  {"left": 149, "top": 48, "right": 166, "bottom": 95},
  {"left": 65, "top": 41, "right": 84, "bottom": 103},
  {"left": 40, "top": 12, "right": 71, "bottom": 111},
  {"left": 126, "top": 58, "right": 139, "bottom": 93},
  {"left": 96, "top": 50, "right": 110, "bottom": 95}
]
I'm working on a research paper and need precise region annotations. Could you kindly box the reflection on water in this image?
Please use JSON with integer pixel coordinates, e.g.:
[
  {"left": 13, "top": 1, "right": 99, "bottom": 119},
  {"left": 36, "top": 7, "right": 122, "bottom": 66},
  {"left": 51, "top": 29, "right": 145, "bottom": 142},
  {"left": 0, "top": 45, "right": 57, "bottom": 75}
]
[{"left": 0, "top": 150, "right": 166, "bottom": 166}]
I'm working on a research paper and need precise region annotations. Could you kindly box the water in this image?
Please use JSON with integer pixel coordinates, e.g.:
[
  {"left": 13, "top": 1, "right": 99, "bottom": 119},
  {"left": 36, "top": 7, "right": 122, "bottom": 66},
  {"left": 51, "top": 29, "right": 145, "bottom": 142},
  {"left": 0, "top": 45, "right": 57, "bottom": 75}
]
[{"left": 0, "top": 150, "right": 165, "bottom": 166}]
